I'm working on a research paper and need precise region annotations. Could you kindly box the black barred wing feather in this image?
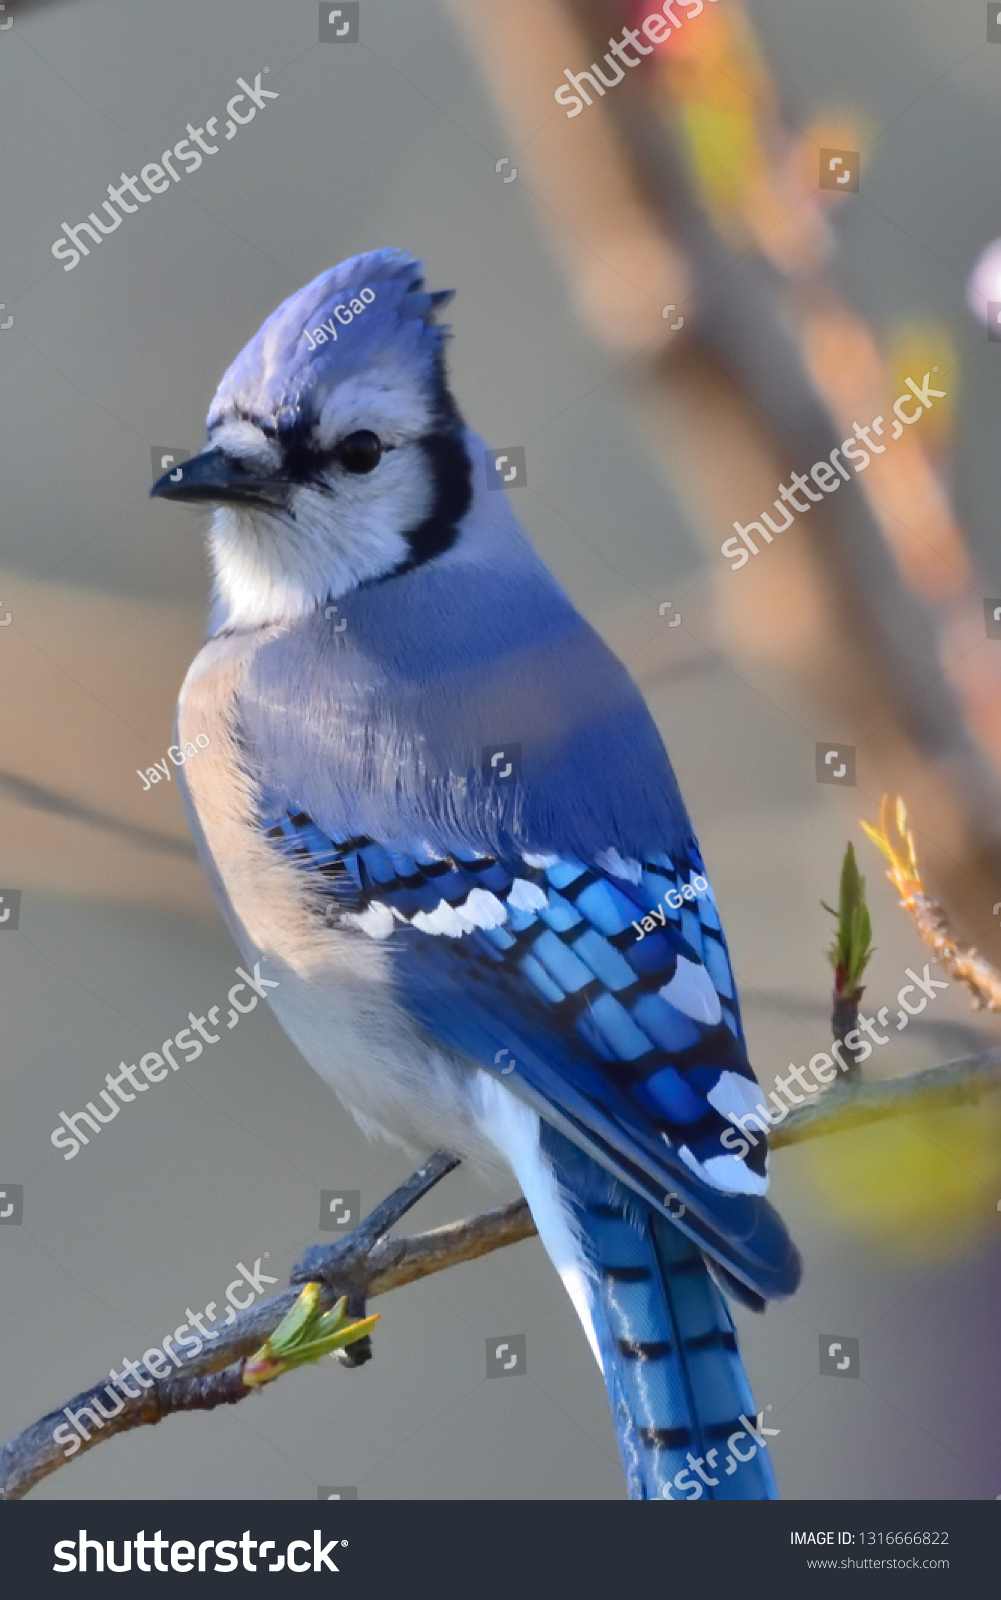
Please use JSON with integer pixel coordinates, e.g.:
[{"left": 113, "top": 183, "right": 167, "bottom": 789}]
[{"left": 260, "top": 811, "right": 796, "bottom": 1302}]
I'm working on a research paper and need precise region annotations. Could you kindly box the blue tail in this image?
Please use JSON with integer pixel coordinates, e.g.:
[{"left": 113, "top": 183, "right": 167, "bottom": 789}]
[{"left": 543, "top": 1129, "right": 779, "bottom": 1501}]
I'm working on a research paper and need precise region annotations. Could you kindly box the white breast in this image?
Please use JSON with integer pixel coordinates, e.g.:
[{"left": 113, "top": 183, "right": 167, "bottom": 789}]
[{"left": 176, "top": 630, "right": 513, "bottom": 1173}]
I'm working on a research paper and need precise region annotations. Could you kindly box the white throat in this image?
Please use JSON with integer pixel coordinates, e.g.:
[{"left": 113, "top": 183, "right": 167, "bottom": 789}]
[{"left": 207, "top": 466, "right": 428, "bottom": 632}]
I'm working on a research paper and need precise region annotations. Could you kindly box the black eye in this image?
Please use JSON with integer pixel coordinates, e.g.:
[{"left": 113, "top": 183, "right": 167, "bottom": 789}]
[{"left": 334, "top": 429, "right": 383, "bottom": 474}]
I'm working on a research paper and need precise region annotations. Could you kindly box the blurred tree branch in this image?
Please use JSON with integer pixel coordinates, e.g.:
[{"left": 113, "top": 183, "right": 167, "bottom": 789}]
[
  {"left": 770, "top": 1046, "right": 1001, "bottom": 1149},
  {"left": 447, "top": 0, "right": 1001, "bottom": 968}
]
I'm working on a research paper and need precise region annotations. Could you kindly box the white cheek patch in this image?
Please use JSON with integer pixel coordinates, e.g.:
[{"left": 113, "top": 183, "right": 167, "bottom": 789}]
[
  {"left": 659, "top": 956, "right": 722, "bottom": 1026},
  {"left": 208, "top": 430, "right": 436, "bottom": 631},
  {"left": 678, "top": 1143, "right": 769, "bottom": 1196}
]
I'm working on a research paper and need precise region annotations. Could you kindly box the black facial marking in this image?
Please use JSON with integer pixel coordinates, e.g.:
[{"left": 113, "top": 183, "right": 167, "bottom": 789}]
[
  {"left": 392, "top": 429, "right": 472, "bottom": 574},
  {"left": 219, "top": 347, "right": 472, "bottom": 578}
]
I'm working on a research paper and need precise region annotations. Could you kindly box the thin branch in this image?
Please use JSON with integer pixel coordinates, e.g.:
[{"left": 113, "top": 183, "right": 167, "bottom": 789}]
[
  {"left": 289, "top": 1149, "right": 460, "bottom": 1288},
  {"left": 5, "top": 1048, "right": 1000, "bottom": 1501},
  {"left": 770, "top": 1047, "right": 1001, "bottom": 1148},
  {"left": 862, "top": 797, "right": 1001, "bottom": 1011},
  {"left": 356, "top": 1195, "right": 535, "bottom": 1299},
  {"left": 0, "top": 1150, "right": 533, "bottom": 1503},
  {"left": 831, "top": 992, "right": 863, "bottom": 1080}
]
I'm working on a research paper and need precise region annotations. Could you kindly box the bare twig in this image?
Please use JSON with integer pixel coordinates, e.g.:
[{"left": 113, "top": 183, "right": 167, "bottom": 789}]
[
  {"left": 447, "top": 0, "right": 1001, "bottom": 966},
  {"left": 5, "top": 1045, "right": 1001, "bottom": 1501},
  {"left": 0, "top": 1151, "right": 536, "bottom": 1502},
  {"left": 862, "top": 798, "right": 1001, "bottom": 1011},
  {"left": 771, "top": 1046, "right": 1001, "bottom": 1148}
]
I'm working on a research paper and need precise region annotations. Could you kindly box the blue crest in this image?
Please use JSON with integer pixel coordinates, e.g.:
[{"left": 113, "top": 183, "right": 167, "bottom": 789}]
[{"left": 206, "top": 248, "right": 453, "bottom": 433}]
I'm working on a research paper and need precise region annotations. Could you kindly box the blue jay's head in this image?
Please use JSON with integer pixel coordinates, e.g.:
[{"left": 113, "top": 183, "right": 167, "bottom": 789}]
[{"left": 151, "top": 248, "right": 471, "bottom": 627}]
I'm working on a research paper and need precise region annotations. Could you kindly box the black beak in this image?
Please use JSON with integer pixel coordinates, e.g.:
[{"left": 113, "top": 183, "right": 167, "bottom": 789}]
[{"left": 150, "top": 446, "right": 288, "bottom": 507}]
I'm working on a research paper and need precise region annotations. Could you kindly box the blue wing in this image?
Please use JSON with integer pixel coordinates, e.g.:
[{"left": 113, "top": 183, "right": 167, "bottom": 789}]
[
  {"left": 238, "top": 572, "right": 798, "bottom": 1306},
  {"left": 258, "top": 806, "right": 797, "bottom": 1304}
]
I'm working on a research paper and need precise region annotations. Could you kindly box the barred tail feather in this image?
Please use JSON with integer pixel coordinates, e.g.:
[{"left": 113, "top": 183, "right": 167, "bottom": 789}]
[{"left": 542, "top": 1128, "right": 778, "bottom": 1501}]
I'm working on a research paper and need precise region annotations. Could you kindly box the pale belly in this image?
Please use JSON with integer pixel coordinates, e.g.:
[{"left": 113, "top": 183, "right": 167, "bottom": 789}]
[
  {"left": 174, "top": 633, "right": 601, "bottom": 1371},
  {"left": 174, "top": 631, "right": 509, "bottom": 1173}
]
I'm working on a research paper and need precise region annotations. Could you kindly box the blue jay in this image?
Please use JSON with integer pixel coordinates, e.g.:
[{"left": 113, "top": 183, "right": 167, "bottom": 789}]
[{"left": 152, "top": 248, "right": 799, "bottom": 1501}]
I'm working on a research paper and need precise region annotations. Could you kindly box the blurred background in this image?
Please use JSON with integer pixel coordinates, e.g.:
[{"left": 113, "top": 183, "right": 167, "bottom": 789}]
[{"left": 1, "top": 0, "right": 1000, "bottom": 1499}]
